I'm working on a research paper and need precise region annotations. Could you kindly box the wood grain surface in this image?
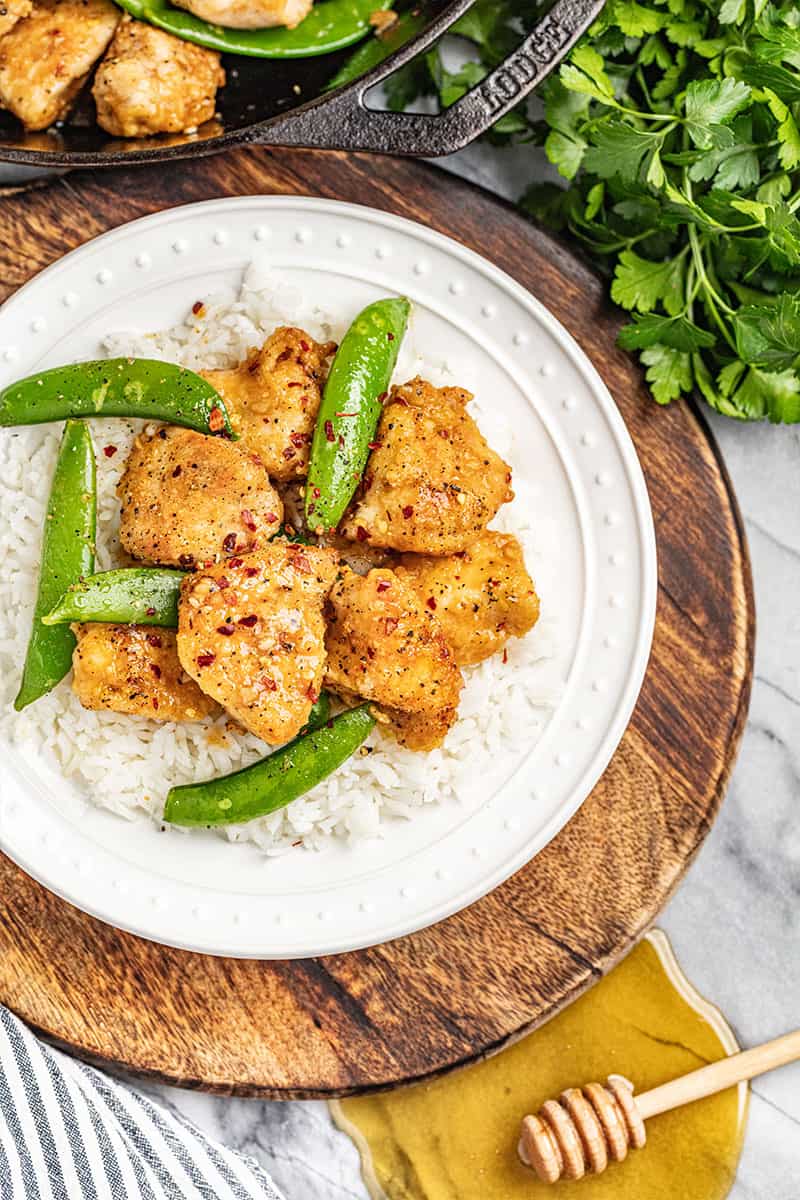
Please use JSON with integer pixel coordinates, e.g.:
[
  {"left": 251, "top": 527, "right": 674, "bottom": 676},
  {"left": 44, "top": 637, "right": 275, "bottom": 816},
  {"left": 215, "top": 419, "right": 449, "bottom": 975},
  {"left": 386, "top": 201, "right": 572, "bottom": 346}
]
[{"left": 0, "top": 149, "right": 754, "bottom": 1098}]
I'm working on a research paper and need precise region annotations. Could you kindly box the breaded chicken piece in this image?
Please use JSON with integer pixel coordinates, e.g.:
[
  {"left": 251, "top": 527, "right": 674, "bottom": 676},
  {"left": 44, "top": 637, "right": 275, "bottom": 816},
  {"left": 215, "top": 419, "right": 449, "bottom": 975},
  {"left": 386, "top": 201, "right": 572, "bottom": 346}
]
[
  {"left": 396, "top": 532, "right": 540, "bottom": 667},
  {"left": 324, "top": 567, "right": 463, "bottom": 751},
  {"left": 172, "top": 0, "right": 311, "bottom": 29},
  {"left": 0, "top": 0, "right": 32, "bottom": 38},
  {"left": 202, "top": 328, "right": 335, "bottom": 482},
  {"left": 177, "top": 544, "right": 338, "bottom": 745},
  {"left": 0, "top": 0, "right": 119, "bottom": 131},
  {"left": 92, "top": 16, "right": 224, "bottom": 138},
  {"left": 341, "top": 378, "right": 513, "bottom": 555},
  {"left": 118, "top": 425, "right": 283, "bottom": 569},
  {"left": 72, "top": 623, "right": 219, "bottom": 722}
]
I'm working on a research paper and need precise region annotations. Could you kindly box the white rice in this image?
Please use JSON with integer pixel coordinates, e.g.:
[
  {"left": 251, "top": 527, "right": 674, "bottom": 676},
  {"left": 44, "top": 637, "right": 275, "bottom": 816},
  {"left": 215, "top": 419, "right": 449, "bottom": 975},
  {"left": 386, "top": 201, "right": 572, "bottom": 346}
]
[{"left": 0, "top": 265, "right": 563, "bottom": 855}]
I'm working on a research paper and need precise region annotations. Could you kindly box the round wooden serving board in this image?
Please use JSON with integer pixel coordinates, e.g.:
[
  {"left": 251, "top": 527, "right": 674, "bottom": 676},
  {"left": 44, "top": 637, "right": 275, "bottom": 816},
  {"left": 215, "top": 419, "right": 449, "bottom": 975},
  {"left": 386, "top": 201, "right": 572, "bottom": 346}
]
[{"left": 0, "top": 150, "right": 754, "bottom": 1098}]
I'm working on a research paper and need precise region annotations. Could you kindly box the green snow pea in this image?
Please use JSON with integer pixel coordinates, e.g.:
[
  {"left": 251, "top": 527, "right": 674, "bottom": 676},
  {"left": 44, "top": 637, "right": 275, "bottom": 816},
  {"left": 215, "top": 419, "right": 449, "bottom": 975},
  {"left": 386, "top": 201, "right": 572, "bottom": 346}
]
[
  {"left": 15, "top": 420, "right": 97, "bottom": 711},
  {"left": 326, "top": 8, "right": 427, "bottom": 90},
  {"left": 43, "top": 568, "right": 187, "bottom": 628},
  {"left": 112, "top": 0, "right": 392, "bottom": 58},
  {"left": 305, "top": 296, "right": 410, "bottom": 530},
  {"left": 43, "top": 519, "right": 317, "bottom": 627},
  {"left": 0, "top": 359, "right": 235, "bottom": 437},
  {"left": 163, "top": 700, "right": 373, "bottom": 827}
]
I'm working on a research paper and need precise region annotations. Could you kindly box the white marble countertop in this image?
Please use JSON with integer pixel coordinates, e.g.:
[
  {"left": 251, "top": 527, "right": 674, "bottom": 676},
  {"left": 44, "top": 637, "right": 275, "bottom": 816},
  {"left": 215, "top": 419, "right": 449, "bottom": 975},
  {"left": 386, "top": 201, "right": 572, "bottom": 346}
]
[{"left": 140, "top": 143, "right": 800, "bottom": 1197}]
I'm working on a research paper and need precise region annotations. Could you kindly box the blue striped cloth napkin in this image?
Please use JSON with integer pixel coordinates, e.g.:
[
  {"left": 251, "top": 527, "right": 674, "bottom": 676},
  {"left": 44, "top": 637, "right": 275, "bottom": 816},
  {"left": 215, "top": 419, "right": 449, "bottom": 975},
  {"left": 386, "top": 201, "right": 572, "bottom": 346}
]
[{"left": 0, "top": 1006, "right": 283, "bottom": 1199}]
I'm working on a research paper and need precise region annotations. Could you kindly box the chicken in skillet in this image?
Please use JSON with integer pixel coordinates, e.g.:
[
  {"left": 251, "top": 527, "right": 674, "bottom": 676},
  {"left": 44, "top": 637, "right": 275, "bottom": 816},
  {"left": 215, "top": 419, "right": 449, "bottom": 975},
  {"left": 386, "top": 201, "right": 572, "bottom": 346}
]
[
  {"left": 92, "top": 16, "right": 224, "bottom": 138},
  {"left": 0, "top": 0, "right": 32, "bottom": 38},
  {"left": 0, "top": 0, "right": 119, "bottom": 130},
  {"left": 172, "top": 0, "right": 311, "bottom": 28}
]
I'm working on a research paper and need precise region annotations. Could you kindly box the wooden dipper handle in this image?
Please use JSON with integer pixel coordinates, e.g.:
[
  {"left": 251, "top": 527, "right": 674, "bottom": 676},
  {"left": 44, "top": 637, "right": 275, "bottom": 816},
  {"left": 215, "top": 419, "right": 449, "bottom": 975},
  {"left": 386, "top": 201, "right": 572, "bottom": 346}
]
[{"left": 519, "top": 1030, "right": 800, "bottom": 1184}]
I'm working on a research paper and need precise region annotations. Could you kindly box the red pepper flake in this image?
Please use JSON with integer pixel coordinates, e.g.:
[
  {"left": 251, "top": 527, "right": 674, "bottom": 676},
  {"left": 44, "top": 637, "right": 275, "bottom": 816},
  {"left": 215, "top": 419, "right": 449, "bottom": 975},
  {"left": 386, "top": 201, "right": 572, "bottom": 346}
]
[
  {"left": 324, "top": 420, "right": 335, "bottom": 443},
  {"left": 222, "top": 532, "right": 238, "bottom": 554},
  {"left": 367, "top": 440, "right": 382, "bottom": 450},
  {"left": 150, "top": 663, "right": 162, "bottom": 679},
  {"left": 367, "top": 647, "right": 375, "bottom": 659},
  {"left": 395, "top": 395, "right": 409, "bottom": 407},
  {"left": 312, "top": 487, "right": 321, "bottom": 498},
  {"left": 152, "top": 697, "right": 159, "bottom": 710},
  {"left": 387, "top": 332, "right": 395, "bottom": 341},
  {"left": 244, "top": 566, "right": 259, "bottom": 578},
  {"left": 192, "top": 300, "right": 204, "bottom": 315},
  {"left": 306, "top": 684, "right": 319, "bottom": 703},
  {"left": 335, "top": 411, "right": 357, "bottom": 417},
  {"left": 216, "top": 576, "right": 230, "bottom": 590},
  {"left": 454, "top": 551, "right": 466, "bottom": 559},
  {"left": 291, "top": 552, "right": 312, "bottom": 575},
  {"left": 299, "top": 339, "right": 310, "bottom": 352},
  {"left": 145, "top": 606, "right": 156, "bottom": 617},
  {"left": 338, "top": 434, "right": 345, "bottom": 448},
  {"left": 287, "top": 381, "right": 302, "bottom": 388},
  {"left": 197, "top": 653, "right": 216, "bottom": 668},
  {"left": 241, "top": 509, "right": 257, "bottom": 532},
  {"left": 103, "top": 444, "right": 117, "bottom": 458},
  {"left": 356, "top": 525, "right": 369, "bottom": 542},
  {"left": 376, "top": 579, "right": 391, "bottom": 593},
  {"left": 384, "top": 617, "right": 398, "bottom": 635},
  {"left": 378, "top": 391, "right": 388, "bottom": 402},
  {"left": 402, "top": 505, "right": 414, "bottom": 519},
  {"left": 228, "top": 557, "right": 243, "bottom": 568},
  {"left": 437, "top": 429, "right": 449, "bottom": 440},
  {"left": 261, "top": 676, "right": 277, "bottom": 691},
  {"left": 172, "top": 465, "right": 182, "bottom": 477},
  {"left": 426, "top": 596, "right": 437, "bottom": 610},
  {"left": 307, "top": 502, "right": 316, "bottom": 516},
  {"left": 266, "top": 511, "right": 278, "bottom": 523},
  {"left": 208, "top": 406, "right": 225, "bottom": 434},
  {"left": 179, "top": 553, "right": 195, "bottom": 567},
  {"left": 238, "top": 614, "right": 258, "bottom": 627},
  {"left": 502, "top": 648, "right": 508, "bottom": 664},
  {"left": 217, "top": 624, "right": 235, "bottom": 636},
  {"left": 290, "top": 431, "right": 307, "bottom": 448},
  {"left": 282, "top": 447, "right": 296, "bottom": 460},
  {"left": 146, "top": 633, "right": 162, "bottom": 648},
  {"left": 506, "top": 471, "right": 512, "bottom": 484}
]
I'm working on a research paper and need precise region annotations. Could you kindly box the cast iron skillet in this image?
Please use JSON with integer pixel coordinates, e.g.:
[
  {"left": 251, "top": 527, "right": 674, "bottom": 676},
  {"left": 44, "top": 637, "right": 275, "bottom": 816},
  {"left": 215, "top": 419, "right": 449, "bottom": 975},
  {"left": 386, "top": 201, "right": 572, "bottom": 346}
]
[{"left": 0, "top": 0, "right": 604, "bottom": 167}]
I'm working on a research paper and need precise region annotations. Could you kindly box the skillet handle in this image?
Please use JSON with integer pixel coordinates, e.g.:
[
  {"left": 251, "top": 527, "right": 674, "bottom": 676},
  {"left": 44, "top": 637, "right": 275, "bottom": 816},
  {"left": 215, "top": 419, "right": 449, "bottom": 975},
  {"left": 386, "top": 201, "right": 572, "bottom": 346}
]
[{"left": 252, "top": 0, "right": 605, "bottom": 157}]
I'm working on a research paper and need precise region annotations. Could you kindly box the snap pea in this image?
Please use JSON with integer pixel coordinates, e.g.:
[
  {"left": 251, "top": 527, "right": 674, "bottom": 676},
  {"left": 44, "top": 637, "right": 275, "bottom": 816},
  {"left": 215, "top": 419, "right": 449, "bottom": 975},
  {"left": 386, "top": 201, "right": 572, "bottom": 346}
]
[
  {"left": 326, "top": 8, "right": 427, "bottom": 90},
  {"left": 15, "top": 420, "right": 97, "bottom": 711},
  {"left": 112, "top": 0, "right": 391, "bottom": 58},
  {"left": 0, "top": 358, "right": 235, "bottom": 437},
  {"left": 164, "top": 701, "right": 373, "bottom": 827},
  {"left": 43, "top": 567, "right": 186, "bottom": 628},
  {"left": 305, "top": 297, "right": 410, "bottom": 530}
]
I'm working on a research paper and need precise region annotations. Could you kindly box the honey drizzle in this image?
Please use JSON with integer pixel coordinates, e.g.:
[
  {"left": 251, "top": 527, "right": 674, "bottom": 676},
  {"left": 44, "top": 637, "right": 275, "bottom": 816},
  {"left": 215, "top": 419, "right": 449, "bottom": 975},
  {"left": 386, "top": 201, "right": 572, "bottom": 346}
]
[{"left": 332, "top": 932, "right": 747, "bottom": 1200}]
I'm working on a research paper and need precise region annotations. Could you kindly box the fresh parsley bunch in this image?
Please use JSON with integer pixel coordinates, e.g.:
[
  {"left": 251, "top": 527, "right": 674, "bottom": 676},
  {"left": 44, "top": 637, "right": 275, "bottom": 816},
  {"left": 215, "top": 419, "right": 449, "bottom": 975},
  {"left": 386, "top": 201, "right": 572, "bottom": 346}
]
[
  {"left": 521, "top": 0, "right": 800, "bottom": 422},
  {"left": 362, "top": 0, "right": 800, "bottom": 422}
]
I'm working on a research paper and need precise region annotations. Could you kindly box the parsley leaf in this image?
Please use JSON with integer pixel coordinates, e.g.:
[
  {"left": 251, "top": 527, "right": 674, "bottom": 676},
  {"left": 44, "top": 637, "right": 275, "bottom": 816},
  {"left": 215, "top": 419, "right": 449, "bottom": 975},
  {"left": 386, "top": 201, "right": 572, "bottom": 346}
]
[
  {"left": 640, "top": 344, "right": 694, "bottom": 405},
  {"left": 617, "top": 314, "right": 716, "bottom": 352},
  {"left": 611, "top": 250, "right": 686, "bottom": 315}
]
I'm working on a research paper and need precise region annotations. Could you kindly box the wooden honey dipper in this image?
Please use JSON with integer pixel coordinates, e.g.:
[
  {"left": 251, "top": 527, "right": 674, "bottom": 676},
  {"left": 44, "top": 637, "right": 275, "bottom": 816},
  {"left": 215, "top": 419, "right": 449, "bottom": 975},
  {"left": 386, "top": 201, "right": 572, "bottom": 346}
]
[{"left": 518, "top": 1029, "right": 800, "bottom": 1183}]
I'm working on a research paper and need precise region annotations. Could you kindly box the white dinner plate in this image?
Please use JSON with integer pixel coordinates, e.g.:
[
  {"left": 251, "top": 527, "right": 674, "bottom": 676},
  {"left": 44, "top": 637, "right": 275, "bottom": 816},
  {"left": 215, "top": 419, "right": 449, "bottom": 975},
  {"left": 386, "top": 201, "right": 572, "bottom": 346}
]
[{"left": 0, "top": 196, "right": 656, "bottom": 958}]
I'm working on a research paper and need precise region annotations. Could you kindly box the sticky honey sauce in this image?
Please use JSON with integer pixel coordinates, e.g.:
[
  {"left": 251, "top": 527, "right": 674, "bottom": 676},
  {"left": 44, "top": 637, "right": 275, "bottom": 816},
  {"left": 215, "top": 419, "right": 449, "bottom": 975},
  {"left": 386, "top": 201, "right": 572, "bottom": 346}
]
[{"left": 332, "top": 932, "right": 747, "bottom": 1200}]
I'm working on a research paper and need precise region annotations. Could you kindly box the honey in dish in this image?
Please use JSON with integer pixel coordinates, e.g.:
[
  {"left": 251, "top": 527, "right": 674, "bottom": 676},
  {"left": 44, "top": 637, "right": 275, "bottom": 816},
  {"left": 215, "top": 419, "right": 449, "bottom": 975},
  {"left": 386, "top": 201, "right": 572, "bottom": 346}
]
[{"left": 331, "top": 932, "right": 747, "bottom": 1200}]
